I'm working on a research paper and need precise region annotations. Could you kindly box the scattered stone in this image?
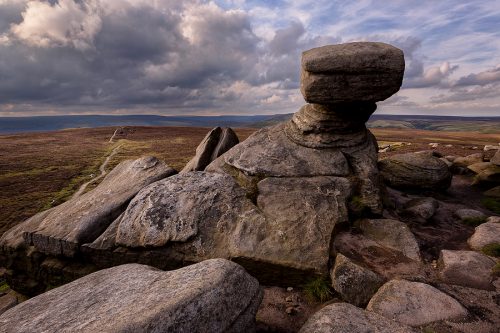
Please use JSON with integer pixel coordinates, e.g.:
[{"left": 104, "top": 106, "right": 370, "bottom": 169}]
[
  {"left": 484, "top": 186, "right": 500, "bottom": 199},
  {"left": 439, "top": 157, "right": 453, "bottom": 167},
  {"left": 402, "top": 197, "right": 439, "bottom": 221},
  {"left": 287, "top": 287, "right": 294, "bottom": 292},
  {"left": 286, "top": 306, "right": 297, "bottom": 315},
  {"left": 181, "top": 127, "right": 239, "bottom": 173},
  {"left": 472, "top": 162, "right": 500, "bottom": 187},
  {"left": 379, "top": 151, "right": 452, "bottom": 191},
  {"left": 453, "top": 208, "right": 486, "bottom": 221},
  {"left": 429, "top": 143, "right": 439, "bottom": 148},
  {"left": 445, "top": 155, "right": 457, "bottom": 162},
  {"left": 445, "top": 144, "right": 453, "bottom": 148},
  {"left": 300, "top": 42, "right": 405, "bottom": 104},
  {"left": 357, "top": 219, "right": 422, "bottom": 262},
  {"left": 468, "top": 222, "right": 500, "bottom": 250},
  {"left": 467, "top": 161, "right": 493, "bottom": 174},
  {"left": 438, "top": 250, "right": 496, "bottom": 290},
  {"left": 299, "top": 302, "right": 416, "bottom": 333},
  {"left": 0, "top": 260, "right": 262, "bottom": 333},
  {"left": 330, "top": 254, "right": 385, "bottom": 307},
  {"left": 491, "top": 149, "right": 500, "bottom": 166},
  {"left": 24, "top": 157, "right": 176, "bottom": 257},
  {"left": 367, "top": 279, "right": 468, "bottom": 326}
]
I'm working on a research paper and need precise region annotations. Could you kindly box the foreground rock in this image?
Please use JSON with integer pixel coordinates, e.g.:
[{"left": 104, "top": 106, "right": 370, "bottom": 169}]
[
  {"left": 438, "top": 250, "right": 495, "bottom": 290},
  {"left": 330, "top": 254, "right": 384, "bottom": 306},
  {"left": 181, "top": 127, "right": 239, "bottom": 173},
  {"left": 23, "top": 157, "right": 176, "bottom": 257},
  {"left": 379, "top": 151, "right": 452, "bottom": 191},
  {"left": 299, "top": 302, "right": 415, "bottom": 333},
  {"left": 300, "top": 42, "right": 405, "bottom": 104},
  {"left": 468, "top": 221, "right": 500, "bottom": 250},
  {"left": 367, "top": 279, "right": 468, "bottom": 326},
  {"left": 0, "top": 259, "right": 262, "bottom": 333}
]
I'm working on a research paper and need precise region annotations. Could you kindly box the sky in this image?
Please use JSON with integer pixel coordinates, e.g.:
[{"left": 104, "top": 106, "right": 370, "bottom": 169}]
[{"left": 0, "top": 0, "right": 499, "bottom": 117}]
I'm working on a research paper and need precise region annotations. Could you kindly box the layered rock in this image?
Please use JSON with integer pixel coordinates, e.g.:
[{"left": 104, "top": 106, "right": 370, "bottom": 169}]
[
  {"left": 0, "top": 259, "right": 262, "bottom": 333},
  {"left": 22, "top": 157, "right": 176, "bottom": 257}
]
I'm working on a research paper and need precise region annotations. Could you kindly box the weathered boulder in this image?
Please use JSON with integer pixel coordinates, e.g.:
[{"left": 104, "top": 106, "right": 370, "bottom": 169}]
[
  {"left": 111, "top": 172, "right": 351, "bottom": 277},
  {"left": 484, "top": 185, "right": 500, "bottom": 199},
  {"left": 367, "top": 280, "right": 468, "bottom": 326},
  {"left": 357, "top": 219, "right": 422, "bottom": 262},
  {"left": 181, "top": 127, "right": 239, "bottom": 173},
  {"left": 401, "top": 197, "right": 439, "bottom": 221},
  {"left": 453, "top": 153, "right": 484, "bottom": 168},
  {"left": 453, "top": 208, "right": 486, "bottom": 221},
  {"left": 491, "top": 149, "right": 500, "bottom": 166},
  {"left": 330, "top": 254, "right": 385, "bottom": 307},
  {"left": 468, "top": 222, "right": 500, "bottom": 250},
  {"left": 300, "top": 42, "right": 405, "bottom": 104},
  {"left": 23, "top": 157, "right": 176, "bottom": 257},
  {"left": 379, "top": 151, "right": 452, "bottom": 190},
  {"left": 438, "top": 250, "right": 496, "bottom": 290},
  {"left": 472, "top": 162, "right": 500, "bottom": 187},
  {"left": 299, "top": 302, "right": 416, "bottom": 333},
  {"left": 0, "top": 259, "right": 262, "bottom": 333},
  {"left": 467, "top": 161, "right": 492, "bottom": 174}
]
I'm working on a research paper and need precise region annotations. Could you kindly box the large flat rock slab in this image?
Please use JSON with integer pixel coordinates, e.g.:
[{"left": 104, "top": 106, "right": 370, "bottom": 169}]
[
  {"left": 220, "top": 123, "right": 350, "bottom": 177},
  {"left": 0, "top": 259, "right": 262, "bottom": 333},
  {"left": 300, "top": 42, "right": 405, "bottom": 104},
  {"left": 299, "top": 302, "right": 416, "bottom": 333},
  {"left": 25, "top": 156, "right": 176, "bottom": 257}
]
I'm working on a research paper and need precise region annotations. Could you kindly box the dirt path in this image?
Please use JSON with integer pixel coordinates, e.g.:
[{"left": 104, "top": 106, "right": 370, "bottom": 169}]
[
  {"left": 71, "top": 143, "right": 121, "bottom": 199},
  {"left": 109, "top": 128, "right": 121, "bottom": 143}
]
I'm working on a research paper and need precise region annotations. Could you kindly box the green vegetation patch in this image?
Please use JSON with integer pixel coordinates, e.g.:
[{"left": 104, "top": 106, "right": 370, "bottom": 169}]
[
  {"left": 482, "top": 197, "right": 500, "bottom": 214},
  {"left": 461, "top": 216, "right": 487, "bottom": 227},
  {"left": 493, "top": 263, "right": 500, "bottom": 278},
  {"left": 481, "top": 243, "right": 500, "bottom": 257},
  {"left": 303, "top": 276, "right": 333, "bottom": 303},
  {"left": 0, "top": 280, "right": 10, "bottom": 293}
]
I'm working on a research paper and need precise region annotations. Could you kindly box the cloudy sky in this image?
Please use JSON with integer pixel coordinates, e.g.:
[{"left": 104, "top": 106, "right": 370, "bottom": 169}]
[{"left": 0, "top": 0, "right": 499, "bottom": 117}]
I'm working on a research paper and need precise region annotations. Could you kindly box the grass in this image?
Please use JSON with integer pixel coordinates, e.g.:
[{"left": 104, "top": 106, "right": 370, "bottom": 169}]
[
  {"left": 493, "top": 263, "right": 500, "bottom": 277},
  {"left": 0, "top": 280, "right": 10, "bottom": 293},
  {"left": 481, "top": 243, "right": 500, "bottom": 257},
  {"left": 303, "top": 276, "right": 333, "bottom": 303},
  {"left": 461, "top": 216, "right": 488, "bottom": 227},
  {"left": 482, "top": 197, "right": 500, "bottom": 214}
]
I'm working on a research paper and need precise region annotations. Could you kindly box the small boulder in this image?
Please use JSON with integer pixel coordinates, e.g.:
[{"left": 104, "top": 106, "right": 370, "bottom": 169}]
[
  {"left": 438, "top": 250, "right": 496, "bottom": 290},
  {"left": 468, "top": 222, "right": 500, "bottom": 250},
  {"left": 0, "top": 259, "right": 263, "bottom": 333},
  {"left": 330, "top": 254, "right": 385, "bottom": 307},
  {"left": 379, "top": 151, "right": 452, "bottom": 191},
  {"left": 181, "top": 127, "right": 239, "bottom": 173},
  {"left": 367, "top": 279, "right": 468, "bottom": 326},
  {"left": 357, "top": 219, "right": 422, "bottom": 262},
  {"left": 467, "top": 162, "right": 493, "bottom": 174},
  {"left": 453, "top": 208, "right": 486, "bottom": 221},
  {"left": 453, "top": 153, "right": 484, "bottom": 168},
  {"left": 402, "top": 197, "right": 439, "bottom": 221},
  {"left": 484, "top": 185, "right": 500, "bottom": 199},
  {"left": 483, "top": 145, "right": 500, "bottom": 152},
  {"left": 491, "top": 149, "right": 500, "bottom": 166},
  {"left": 300, "top": 42, "right": 405, "bottom": 104},
  {"left": 299, "top": 302, "right": 416, "bottom": 333},
  {"left": 472, "top": 163, "right": 500, "bottom": 187}
]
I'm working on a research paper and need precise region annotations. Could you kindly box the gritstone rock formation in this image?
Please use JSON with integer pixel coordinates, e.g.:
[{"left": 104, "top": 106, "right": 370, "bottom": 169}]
[{"left": 0, "top": 41, "right": 405, "bottom": 293}]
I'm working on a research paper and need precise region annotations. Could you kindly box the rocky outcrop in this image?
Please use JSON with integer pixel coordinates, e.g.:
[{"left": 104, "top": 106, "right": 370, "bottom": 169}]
[
  {"left": 181, "top": 127, "right": 239, "bottom": 173},
  {"left": 367, "top": 279, "right": 468, "bottom": 326},
  {"left": 22, "top": 157, "right": 176, "bottom": 257},
  {"left": 379, "top": 151, "right": 452, "bottom": 191},
  {"left": 438, "top": 250, "right": 496, "bottom": 290},
  {"left": 468, "top": 221, "right": 500, "bottom": 250},
  {"left": 0, "top": 259, "right": 262, "bottom": 333},
  {"left": 330, "top": 254, "right": 385, "bottom": 307},
  {"left": 299, "top": 303, "right": 416, "bottom": 333}
]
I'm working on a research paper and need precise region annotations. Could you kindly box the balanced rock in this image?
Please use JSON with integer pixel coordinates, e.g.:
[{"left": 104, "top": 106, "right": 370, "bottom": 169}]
[
  {"left": 299, "top": 302, "right": 416, "bottom": 333},
  {"left": 379, "top": 151, "right": 452, "bottom": 190},
  {"left": 23, "top": 157, "right": 176, "bottom": 257},
  {"left": 468, "top": 221, "right": 500, "bottom": 250},
  {"left": 0, "top": 259, "right": 262, "bottom": 333},
  {"left": 438, "top": 250, "right": 495, "bottom": 290},
  {"left": 367, "top": 279, "right": 468, "bottom": 326},
  {"left": 300, "top": 42, "right": 405, "bottom": 104},
  {"left": 330, "top": 254, "right": 385, "bottom": 307},
  {"left": 181, "top": 127, "right": 239, "bottom": 173}
]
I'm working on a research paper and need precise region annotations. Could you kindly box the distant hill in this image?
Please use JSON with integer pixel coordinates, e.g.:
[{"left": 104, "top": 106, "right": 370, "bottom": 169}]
[{"left": 0, "top": 114, "right": 499, "bottom": 134}]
